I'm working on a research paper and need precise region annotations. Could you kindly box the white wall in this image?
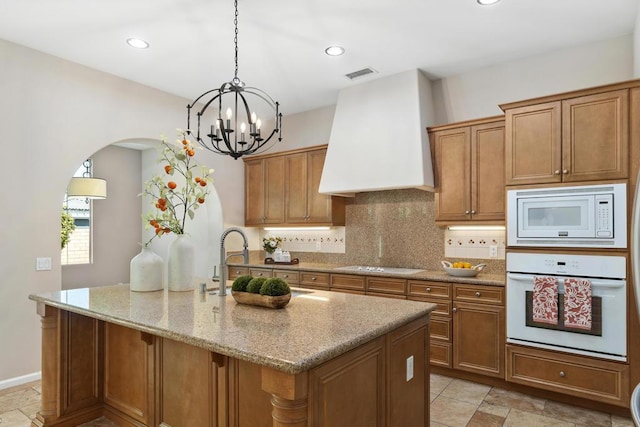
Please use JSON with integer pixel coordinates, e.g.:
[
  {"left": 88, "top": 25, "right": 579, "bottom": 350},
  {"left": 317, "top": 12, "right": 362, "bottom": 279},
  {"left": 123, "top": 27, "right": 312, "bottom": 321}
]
[
  {"left": 432, "top": 34, "right": 634, "bottom": 124},
  {"left": 0, "top": 39, "right": 245, "bottom": 385}
]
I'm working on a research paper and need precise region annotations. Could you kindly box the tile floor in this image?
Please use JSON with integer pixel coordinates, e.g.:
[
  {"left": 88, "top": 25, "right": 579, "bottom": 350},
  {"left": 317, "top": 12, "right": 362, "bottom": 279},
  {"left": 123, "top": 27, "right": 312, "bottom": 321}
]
[{"left": 0, "top": 374, "right": 635, "bottom": 426}]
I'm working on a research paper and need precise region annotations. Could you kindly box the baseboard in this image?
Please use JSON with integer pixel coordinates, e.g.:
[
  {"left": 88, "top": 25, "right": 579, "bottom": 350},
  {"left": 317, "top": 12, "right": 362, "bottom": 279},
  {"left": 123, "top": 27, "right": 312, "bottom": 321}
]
[{"left": 0, "top": 371, "right": 42, "bottom": 391}]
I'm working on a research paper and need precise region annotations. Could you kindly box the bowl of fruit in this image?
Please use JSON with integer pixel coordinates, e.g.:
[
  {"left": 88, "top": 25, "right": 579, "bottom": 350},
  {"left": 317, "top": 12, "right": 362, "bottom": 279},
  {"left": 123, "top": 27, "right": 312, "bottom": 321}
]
[{"left": 441, "top": 260, "right": 486, "bottom": 277}]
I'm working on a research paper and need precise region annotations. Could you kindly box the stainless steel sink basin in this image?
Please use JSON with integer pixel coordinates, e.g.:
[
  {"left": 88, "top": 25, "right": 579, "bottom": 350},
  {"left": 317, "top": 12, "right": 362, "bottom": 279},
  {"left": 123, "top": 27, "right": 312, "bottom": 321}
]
[{"left": 333, "top": 266, "right": 426, "bottom": 275}]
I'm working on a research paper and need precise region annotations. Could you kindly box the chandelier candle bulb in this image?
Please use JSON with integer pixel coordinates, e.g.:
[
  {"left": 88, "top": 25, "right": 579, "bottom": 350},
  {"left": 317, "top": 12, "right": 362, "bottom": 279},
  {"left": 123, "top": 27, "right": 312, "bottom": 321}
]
[{"left": 240, "top": 122, "right": 246, "bottom": 142}]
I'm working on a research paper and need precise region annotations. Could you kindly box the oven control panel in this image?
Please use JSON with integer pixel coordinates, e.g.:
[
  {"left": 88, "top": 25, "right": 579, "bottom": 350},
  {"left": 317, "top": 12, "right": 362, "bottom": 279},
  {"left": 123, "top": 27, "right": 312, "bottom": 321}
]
[{"left": 507, "top": 252, "right": 626, "bottom": 279}]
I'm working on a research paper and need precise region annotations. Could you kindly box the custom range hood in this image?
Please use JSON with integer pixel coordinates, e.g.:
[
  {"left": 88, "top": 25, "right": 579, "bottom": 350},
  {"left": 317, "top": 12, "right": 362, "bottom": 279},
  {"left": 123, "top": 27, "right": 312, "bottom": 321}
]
[{"left": 319, "top": 69, "right": 436, "bottom": 196}]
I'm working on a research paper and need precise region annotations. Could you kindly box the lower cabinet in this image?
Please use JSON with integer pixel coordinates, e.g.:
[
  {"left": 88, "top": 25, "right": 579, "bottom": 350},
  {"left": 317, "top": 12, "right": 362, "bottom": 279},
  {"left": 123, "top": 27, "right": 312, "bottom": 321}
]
[
  {"left": 506, "top": 345, "right": 630, "bottom": 407},
  {"left": 452, "top": 284, "right": 505, "bottom": 378}
]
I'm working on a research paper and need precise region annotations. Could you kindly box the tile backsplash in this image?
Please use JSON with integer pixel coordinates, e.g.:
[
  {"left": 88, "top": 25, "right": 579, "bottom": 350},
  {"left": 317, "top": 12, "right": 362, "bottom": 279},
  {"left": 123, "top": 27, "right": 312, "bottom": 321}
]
[{"left": 444, "top": 229, "right": 506, "bottom": 260}]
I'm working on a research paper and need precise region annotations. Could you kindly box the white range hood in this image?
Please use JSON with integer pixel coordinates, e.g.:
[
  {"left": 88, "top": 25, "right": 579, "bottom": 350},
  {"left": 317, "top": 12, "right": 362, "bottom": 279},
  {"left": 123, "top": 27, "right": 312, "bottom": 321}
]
[{"left": 319, "top": 69, "right": 436, "bottom": 196}]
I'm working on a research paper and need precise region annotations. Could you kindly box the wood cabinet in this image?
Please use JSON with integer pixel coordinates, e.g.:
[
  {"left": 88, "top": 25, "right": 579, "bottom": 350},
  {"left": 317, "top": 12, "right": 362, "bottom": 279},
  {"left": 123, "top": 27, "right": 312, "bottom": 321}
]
[
  {"left": 244, "top": 156, "right": 285, "bottom": 225},
  {"left": 506, "top": 345, "right": 630, "bottom": 407},
  {"left": 331, "top": 273, "right": 366, "bottom": 293},
  {"left": 452, "top": 284, "right": 505, "bottom": 378},
  {"left": 408, "top": 280, "right": 453, "bottom": 367},
  {"left": 366, "top": 277, "right": 407, "bottom": 297},
  {"left": 285, "top": 148, "right": 345, "bottom": 225},
  {"left": 273, "top": 269, "right": 299, "bottom": 285},
  {"left": 299, "top": 271, "right": 330, "bottom": 289},
  {"left": 503, "top": 89, "right": 628, "bottom": 185},
  {"left": 244, "top": 145, "right": 345, "bottom": 227},
  {"left": 228, "top": 266, "right": 249, "bottom": 280},
  {"left": 429, "top": 116, "right": 505, "bottom": 224}
]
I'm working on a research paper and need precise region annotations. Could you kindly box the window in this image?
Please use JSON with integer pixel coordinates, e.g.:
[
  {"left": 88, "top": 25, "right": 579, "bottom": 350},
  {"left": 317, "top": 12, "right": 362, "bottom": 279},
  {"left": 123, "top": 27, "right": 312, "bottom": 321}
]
[{"left": 61, "top": 162, "right": 93, "bottom": 265}]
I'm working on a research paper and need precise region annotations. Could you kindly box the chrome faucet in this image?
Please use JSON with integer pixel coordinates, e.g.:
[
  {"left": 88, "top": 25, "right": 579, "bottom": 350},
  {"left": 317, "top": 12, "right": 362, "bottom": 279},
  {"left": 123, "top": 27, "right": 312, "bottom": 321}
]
[{"left": 217, "top": 227, "right": 249, "bottom": 296}]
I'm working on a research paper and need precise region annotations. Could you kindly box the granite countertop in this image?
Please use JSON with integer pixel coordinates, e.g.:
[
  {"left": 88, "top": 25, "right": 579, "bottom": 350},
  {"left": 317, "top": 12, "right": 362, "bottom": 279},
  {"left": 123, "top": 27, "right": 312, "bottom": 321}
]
[
  {"left": 230, "top": 261, "right": 505, "bottom": 286},
  {"left": 29, "top": 284, "right": 435, "bottom": 375}
]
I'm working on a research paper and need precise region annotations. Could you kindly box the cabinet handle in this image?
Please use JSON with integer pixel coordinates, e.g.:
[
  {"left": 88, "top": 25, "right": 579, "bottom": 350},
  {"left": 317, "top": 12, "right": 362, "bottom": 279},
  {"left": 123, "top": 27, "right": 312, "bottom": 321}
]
[
  {"left": 559, "top": 371, "right": 566, "bottom": 378},
  {"left": 283, "top": 274, "right": 289, "bottom": 278},
  {"left": 452, "top": 307, "right": 457, "bottom": 313},
  {"left": 554, "top": 170, "right": 560, "bottom": 175},
  {"left": 465, "top": 210, "right": 470, "bottom": 214},
  {"left": 471, "top": 210, "right": 476, "bottom": 214},
  {"left": 425, "top": 287, "right": 431, "bottom": 293},
  {"left": 563, "top": 169, "right": 569, "bottom": 174},
  {"left": 257, "top": 272, "right": 263, "bottom": 276},
  {"left": 311, "top": 277, "right": 317, "bottom": 281},
  {"left": 475, "top": 292, "right": 481, "bottom": 297}
]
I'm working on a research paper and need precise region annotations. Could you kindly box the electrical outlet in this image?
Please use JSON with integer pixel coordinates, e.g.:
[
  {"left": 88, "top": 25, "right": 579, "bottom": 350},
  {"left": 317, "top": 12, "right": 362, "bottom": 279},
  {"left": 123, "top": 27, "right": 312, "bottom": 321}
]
[
  {"left": 489, "top": 245, "right": 498, "bottom": 258},
  {"left": 406, "top": 355, "right": 414, "bottom": 382},
  {"left": 36, "top": 257, "right": 52, "bottom": 271}
]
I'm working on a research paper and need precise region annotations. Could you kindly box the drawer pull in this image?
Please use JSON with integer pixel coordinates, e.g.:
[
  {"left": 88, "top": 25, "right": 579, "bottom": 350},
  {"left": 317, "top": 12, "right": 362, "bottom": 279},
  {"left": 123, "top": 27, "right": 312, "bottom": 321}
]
[
  {"left": 258, "top": 272, "right": 263, "bottom": 276},
  {"left": 475, "top": 292, "right": 481, "bottom": 297},
  {"left": 425, "top": 288, "right": 431, "bottom": 293},
  {"left": 236, "top": 270, "right": 241, "bottom": 274},
  {"left": 283, "top": 274, "right": 289, "bottom": 278},
  {"left": 311, "top": 277, "right": 317, "bottom": 281},
  {"left": 559, "top": 371, "right": 566, "bottom": 378},
  {"left": 452, "top": 307, "right": 457, "bottom": 313}
]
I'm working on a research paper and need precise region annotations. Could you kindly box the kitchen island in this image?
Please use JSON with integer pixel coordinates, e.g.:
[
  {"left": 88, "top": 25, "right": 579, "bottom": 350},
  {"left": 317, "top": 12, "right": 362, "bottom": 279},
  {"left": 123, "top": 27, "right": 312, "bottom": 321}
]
[{"left": 29, "top": 284, "right": 435, "bottom": 427}]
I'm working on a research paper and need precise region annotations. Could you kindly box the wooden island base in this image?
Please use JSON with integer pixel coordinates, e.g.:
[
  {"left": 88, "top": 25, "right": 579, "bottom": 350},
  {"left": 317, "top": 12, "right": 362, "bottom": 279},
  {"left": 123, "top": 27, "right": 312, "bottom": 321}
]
[{"left": 33, "top": 303, "right": 430, "bottom": 427}]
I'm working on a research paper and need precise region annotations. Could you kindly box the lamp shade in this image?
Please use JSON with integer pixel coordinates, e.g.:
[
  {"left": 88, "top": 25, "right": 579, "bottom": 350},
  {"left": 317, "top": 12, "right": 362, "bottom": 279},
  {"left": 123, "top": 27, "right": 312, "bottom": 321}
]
[{"left": 67, "top": 177, "right": 107, "bottom": 199}]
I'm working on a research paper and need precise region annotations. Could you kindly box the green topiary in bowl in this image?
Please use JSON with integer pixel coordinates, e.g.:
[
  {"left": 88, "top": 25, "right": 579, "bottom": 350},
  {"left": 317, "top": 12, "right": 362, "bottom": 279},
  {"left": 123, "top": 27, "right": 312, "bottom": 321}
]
[
  {"left": 246, "top": 277, "right": 267, "bottom": 294},
  {"left": 260, "top": 278, "right": 291, "bottom": 296},
  {"left": 231, "top": 275, "right": 253, "bottom": 292}
]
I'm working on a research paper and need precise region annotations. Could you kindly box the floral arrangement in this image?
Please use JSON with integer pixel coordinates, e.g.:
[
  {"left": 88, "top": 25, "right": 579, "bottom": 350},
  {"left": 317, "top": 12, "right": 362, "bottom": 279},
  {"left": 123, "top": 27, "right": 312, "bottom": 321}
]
[
  {"left": 142, "top": 130, "right": 214, "bottom": 245},
  {"left": 262, "top": 235, "right": 282, "bottom": 254}
]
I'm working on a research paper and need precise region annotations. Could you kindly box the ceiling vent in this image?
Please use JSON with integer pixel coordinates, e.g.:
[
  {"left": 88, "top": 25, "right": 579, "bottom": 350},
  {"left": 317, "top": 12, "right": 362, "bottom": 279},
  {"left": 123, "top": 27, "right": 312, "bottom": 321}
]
[{"left": 345, "top": 67, "right": 377, "bottom": 80}]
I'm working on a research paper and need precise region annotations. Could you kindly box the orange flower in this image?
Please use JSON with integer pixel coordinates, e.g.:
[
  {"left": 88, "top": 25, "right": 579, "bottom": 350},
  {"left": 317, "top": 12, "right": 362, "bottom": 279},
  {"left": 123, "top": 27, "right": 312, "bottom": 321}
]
[
  {"left": 164, "top": 165, "right": 172, "bottom": 174},
  {"left": 167, "top": 181, "right": 177, "bottom": 190}
]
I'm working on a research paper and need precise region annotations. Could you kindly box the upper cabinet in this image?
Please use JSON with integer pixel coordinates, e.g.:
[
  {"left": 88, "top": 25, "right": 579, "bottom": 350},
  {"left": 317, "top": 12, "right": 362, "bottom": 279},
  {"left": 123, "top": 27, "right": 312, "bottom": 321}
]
[
  {"left": 429, "top": 117, "right": 505, "bottom": 224},
  {"left": 244, "top": 145, "right": 345, "bottom": 227},
  {"left": 502, "top": 89, "right": 629, "bottom": 186}
]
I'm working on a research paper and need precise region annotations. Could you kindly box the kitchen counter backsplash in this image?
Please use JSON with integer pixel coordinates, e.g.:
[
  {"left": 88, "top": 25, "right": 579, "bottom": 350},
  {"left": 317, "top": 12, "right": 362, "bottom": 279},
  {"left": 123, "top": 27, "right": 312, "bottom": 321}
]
[{"left": 255, "top": 189, "right": 506, "bottom": 275}]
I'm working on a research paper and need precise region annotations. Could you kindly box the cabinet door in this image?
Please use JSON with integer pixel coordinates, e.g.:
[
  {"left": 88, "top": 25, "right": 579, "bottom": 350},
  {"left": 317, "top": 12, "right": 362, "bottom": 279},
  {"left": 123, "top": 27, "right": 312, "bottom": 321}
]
[
  {"left": 263, "top": 156, "right": 286, "bottom": 224},
  {"left": 244, "top": 159, "right": 265, "bottom": 225},
  {"left": 471, "top": 121, "right": 505, "bottom": 221},
  {"left": 453, "top": 301, "right": 505, "bottom": 378},
  {"left": 505, "top": 101, "right": 562, "bottom": 185},
  {"left": 562, "top": 90, "right": 628, "bottom": 182},
  {"left": 306, "top": 148, "right": 334, "bottom": 223},
  {"left": 285, "top": 152, "right": 308, "bottom": 223},
  {"left": 434, "top": 127, "right": 471, "bottom": 221}
]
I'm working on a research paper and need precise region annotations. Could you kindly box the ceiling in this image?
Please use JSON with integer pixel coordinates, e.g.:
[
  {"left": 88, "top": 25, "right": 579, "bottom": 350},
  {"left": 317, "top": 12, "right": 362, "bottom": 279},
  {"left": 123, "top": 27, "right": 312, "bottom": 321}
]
[{"left": 1, "top": 0, "right": 638, "bottom": 116}]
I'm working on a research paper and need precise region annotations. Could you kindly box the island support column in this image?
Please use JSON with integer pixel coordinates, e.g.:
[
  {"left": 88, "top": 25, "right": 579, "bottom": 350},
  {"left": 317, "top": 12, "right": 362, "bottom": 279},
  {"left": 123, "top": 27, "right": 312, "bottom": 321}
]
[
  {"left": 261, "top": 367, "right": 308, "bottom": 426},
  {"left": 33, "top": 303, "right": 59, "bottom": 426}
]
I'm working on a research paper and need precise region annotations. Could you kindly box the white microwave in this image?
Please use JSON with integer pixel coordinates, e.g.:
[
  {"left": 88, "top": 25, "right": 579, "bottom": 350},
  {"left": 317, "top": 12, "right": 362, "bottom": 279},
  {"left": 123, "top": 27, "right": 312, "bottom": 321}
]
[{"left": 507, "top": 183, "right": 627, "bottom": 248}]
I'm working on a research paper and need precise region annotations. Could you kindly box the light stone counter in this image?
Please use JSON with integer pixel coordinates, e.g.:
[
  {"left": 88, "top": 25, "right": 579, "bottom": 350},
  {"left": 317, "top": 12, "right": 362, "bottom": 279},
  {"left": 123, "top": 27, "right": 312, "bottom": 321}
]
[
  {"left": 230, "top": 261, "right": 505, "bottom": 286},
  {"left": 30, "top": 284, "right": 435, "bottom": 374}
]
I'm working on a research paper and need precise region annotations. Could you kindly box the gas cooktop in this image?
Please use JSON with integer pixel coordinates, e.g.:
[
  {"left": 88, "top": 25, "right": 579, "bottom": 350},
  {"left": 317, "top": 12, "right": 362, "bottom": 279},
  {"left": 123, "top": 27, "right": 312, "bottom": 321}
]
[{"left": 333, "top": 266, "right": 426, "bottom": 275}]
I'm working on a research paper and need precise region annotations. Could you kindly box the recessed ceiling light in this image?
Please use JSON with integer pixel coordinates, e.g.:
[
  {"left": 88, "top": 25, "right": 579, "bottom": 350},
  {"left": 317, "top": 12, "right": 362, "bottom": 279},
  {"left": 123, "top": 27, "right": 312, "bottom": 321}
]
[
  {"left": 325, "top": 46, "right": 345, "bottom": 56},
  {"left": 126, "top": 38, "right": 149, "bottom": 49},
  {"left": 477, "top": 0, "right": 501, "bottom": 5}
]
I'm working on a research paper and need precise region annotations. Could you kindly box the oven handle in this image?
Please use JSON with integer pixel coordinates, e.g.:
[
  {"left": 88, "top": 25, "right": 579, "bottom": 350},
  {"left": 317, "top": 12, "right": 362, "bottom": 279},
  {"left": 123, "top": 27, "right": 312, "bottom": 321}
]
[{"left": 506, "top": 273, "right": 625, "bottom": 288}]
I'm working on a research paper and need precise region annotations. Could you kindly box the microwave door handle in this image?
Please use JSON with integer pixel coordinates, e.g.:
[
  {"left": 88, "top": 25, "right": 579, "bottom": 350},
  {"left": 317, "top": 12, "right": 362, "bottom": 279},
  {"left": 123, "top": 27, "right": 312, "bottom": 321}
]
[{"left": 506, "top": 273, "right": 624, "bottom": 289}]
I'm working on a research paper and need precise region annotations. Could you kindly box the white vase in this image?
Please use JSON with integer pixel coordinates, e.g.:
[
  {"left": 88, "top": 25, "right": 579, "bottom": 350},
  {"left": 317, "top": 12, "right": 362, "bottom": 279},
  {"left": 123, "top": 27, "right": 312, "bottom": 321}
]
[
  {"left": 130, "top": 247, "right": 164, "bottom": 292},
  {"left": 168, "top": 234, "right": 195, "bottom": 291}
]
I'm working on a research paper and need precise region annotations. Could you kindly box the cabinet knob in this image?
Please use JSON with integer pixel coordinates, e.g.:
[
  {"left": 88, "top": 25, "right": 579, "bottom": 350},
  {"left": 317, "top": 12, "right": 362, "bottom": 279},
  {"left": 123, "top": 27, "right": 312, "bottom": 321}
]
[
  {"left": 425, "top": 288, "right": 431, "bottom": 293},
  {"left": 452, "top": 307, "right": 457, "bottom": 313},
  {"left": 554, "top": 170, "right": 560, "bottom": 175},
  {"left": 471, "top": 210, "right": 476, "bottom": 214},
  {"left": 236, "top": 270, "right": 241, "bottom": 274},
  {"left": 465, "top": 210, "right": 470, "bottom": 214},
  {"left": 283, "top": 274, "right": 289, "bottom": 278},
  {"left": 258, "top": 272, "right": 263, "bottom": 276},
  {"left": 475, "top": 292, "right": 481, "bottom": 297},
  {"left": 559, "top": 371, "right": 566, "bottom": 378},
  {"left": 311, "top": 277, "right": 317, "bottom": 281},
  {"left": 562, "top": 169, "right": 569, "bottom": 174}
]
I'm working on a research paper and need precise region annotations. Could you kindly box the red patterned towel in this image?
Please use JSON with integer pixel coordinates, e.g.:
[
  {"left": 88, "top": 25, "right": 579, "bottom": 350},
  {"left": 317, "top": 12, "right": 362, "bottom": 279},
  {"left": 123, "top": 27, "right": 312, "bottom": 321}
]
[
  {"left": 532, "top": 276, "right": 558, "bottom": 325},
  {"left": 564, "top": 278, "right": 592, "bottom": 330}
]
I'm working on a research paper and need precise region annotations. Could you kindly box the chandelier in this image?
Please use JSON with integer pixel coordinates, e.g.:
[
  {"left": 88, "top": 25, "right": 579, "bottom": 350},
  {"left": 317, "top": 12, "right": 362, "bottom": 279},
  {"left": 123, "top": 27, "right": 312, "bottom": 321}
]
[
  {"left": 186, "top": 0, "right": 282, "bottom": 160},
  {"left": 67, "top": 159, "right": 107, "bottom": 200}
]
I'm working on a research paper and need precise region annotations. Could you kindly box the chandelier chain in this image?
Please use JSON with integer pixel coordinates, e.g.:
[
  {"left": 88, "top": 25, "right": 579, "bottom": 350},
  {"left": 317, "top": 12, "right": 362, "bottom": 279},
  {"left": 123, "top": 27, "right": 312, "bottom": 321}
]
[{"left": 233, "top": 0, "right": 239, "bottom": 79}]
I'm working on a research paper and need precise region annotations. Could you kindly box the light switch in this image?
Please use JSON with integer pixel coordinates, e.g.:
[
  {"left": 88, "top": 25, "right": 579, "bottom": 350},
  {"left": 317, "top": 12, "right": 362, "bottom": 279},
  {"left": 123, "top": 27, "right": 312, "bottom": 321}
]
[
  {"left": 406, "top": 355, "right": 414, "bottom": 382},
  {"left": 36, "top": 257, "right": 52, "bottom": 271}
]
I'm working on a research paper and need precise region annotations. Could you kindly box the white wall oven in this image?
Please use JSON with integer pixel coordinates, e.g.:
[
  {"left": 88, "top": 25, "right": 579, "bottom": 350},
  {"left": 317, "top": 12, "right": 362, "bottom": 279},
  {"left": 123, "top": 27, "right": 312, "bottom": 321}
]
[
  {"left": 507, "top": 183, "right": 626, "bottom": 248},
  {"left": 506, "top": 252, "right": 626, "bottom": 362}
]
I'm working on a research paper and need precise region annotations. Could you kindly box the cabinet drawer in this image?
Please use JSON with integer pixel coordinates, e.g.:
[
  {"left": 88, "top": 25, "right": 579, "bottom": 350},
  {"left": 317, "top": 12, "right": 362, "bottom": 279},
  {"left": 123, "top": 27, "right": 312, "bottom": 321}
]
[
  {"left": 453, "top": 284, "right": 504, "bottom": 305},
  {"left": 228, "top": 267, "right": 249, "bottom": 280},
  {"left": 408, "top": 281, "right": 451, "bottom": 299},
  {"left": 331, "top": 274, "right": 366, "bottom": 291},
  {"left": 366, "top": 277, "right": 406, "bottom": 295},
  {"left": 249, "top": 268, "right": 273, "bottom": 279},
  {"left": 506, "top": 345, "right": 629, "bottom": 406},
  {"left": 430, "top": 341, "right": 452, "bottom": 368},
  {"left": 273, "top": 269, "right": 299, "bottom": 285},
  {"left": 299, "top": 272, "right": 330, "bottom": 289},
  {"left": 408, "top": 296, "right": 452, "bottom": 317},
  {"left": 430, "top": 317, "right": 451, "bottom": 342}
]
